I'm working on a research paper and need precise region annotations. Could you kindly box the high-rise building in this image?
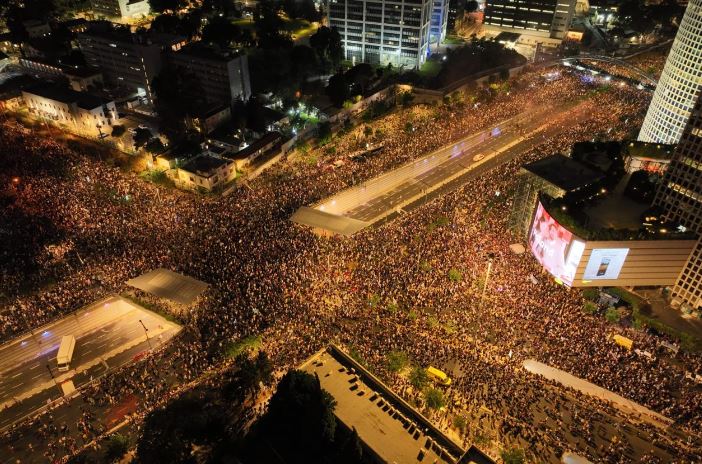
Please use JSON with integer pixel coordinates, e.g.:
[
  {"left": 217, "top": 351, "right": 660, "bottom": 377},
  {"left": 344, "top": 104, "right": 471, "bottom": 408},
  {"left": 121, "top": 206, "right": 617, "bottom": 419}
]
[
  {"left": 168, "top": 43, "right": 251, "bottom": 106},
  {"left": 77, "top": 22, "right": 185, "bottom": 102},
  {"left": 328, "top": 0, "right": 432, "bottom": 68},
  {"left": 638, "top": 0, "right": 702, "bottom": 145},
  {"left": 429, "top": 0, "right": 449, "bottom": 46},
  {"left": 654, "top": 91, "right": 702, "bottom": 310},
  {"left": 483, "top": 0, "right": 577, "bottom": 39}
]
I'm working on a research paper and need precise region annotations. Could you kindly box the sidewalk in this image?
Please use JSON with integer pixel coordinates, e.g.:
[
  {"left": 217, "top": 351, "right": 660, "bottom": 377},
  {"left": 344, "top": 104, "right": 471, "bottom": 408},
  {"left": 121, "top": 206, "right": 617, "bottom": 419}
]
[{"left": 634, "top": 288, "right": 702, "bottom": 340}]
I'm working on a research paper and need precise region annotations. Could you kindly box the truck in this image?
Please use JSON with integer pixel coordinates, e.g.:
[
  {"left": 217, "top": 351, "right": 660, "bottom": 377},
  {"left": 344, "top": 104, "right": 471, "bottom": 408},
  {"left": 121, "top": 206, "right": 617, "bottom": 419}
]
[
  {"left": 56, "top": 335, "right": 76, "bottom": 372},
  {"left": 426, "top": 366, "right": 451, "bottom": 386}
]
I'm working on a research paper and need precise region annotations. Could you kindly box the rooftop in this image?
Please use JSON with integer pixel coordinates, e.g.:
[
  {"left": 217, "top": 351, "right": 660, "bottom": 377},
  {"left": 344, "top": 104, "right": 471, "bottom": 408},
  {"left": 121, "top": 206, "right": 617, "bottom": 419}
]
[
  {"left": 172, "top": 42, "right": 242, "bottom": 62},
  {"left": 180, "top": 155, "right": 230, "bottom": 177},
  {"left": 227, "top": 131, "right": 282, "bottom": 160},
  {"left": 524, "top": 154, "right": 604, "bottom": 192},
  {"left": 300, "top": 346, "right": 493, "bottom": 464},
  {"left": 23, "top": 83, "right": 109, "bottom": 110}
]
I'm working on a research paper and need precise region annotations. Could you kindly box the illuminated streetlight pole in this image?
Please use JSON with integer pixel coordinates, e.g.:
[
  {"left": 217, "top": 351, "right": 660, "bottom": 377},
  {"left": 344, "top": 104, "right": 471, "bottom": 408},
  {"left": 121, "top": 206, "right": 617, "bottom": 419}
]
[
  {"left": 480, "top": 253, "right": 495, "bottom": 309},
  {"left": 139, "top": 319, "right": 153, "bottom": 350}
]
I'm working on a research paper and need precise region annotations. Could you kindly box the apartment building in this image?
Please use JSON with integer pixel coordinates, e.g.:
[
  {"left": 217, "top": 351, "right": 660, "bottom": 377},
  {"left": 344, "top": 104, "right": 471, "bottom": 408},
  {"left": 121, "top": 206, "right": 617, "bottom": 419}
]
[
  {"left": 77, "top": 22, "right": 185, "bottom": 101},
  {"left": 484, "top": 0, "right": 577, "bottom": 40},
  {"left": 168, "top": 43, "right": 251, "bottom": 106}
]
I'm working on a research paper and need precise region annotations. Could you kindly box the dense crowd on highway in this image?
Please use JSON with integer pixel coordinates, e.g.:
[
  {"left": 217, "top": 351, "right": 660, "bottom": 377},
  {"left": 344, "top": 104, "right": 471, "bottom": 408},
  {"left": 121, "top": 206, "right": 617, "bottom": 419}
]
[{"left": 1, "top": 62, "right": 701, "bottom": 463}]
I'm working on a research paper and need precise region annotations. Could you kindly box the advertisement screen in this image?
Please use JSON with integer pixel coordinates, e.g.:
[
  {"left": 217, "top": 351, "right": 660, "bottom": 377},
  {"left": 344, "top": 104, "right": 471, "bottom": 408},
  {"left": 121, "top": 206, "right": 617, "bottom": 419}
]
[
  {"left": 583, "top": 248, "right": 630, "bottom": 280},
  {"left": 529, "top": 202, "right": 585, "bottom": 286}
]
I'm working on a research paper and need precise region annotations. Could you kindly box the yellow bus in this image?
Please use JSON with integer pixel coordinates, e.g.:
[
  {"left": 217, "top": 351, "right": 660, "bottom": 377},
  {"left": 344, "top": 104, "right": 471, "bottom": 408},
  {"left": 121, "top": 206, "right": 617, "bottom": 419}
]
[{"left": 426, "top": 366, "right": 451, "bottom": 386}]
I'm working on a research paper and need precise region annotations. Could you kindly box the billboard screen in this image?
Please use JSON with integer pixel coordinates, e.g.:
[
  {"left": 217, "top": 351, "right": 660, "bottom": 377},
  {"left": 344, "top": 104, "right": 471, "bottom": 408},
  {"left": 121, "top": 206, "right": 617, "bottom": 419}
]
[
  {"left": 529, "top": 202, "right": 585, "bottom": 286},
  {"left": 583, "top": 248, "right": 630, "bottom": 280}
]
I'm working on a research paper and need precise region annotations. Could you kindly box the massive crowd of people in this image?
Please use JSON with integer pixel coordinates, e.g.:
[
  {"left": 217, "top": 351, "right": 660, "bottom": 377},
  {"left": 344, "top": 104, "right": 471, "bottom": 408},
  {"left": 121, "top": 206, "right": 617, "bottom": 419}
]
[{"left": 1, "top": 60, "right": 700, "bottom": 463}]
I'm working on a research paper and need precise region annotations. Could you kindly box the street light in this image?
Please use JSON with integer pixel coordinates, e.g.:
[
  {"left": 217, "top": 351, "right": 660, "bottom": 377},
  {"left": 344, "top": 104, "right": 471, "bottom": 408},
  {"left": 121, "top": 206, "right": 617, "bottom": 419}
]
[
  {"left": 139, "top": 319, "right": 153, "bottom": 350},
  {"left": 46, "top": 364, "right": 63, "bottom": 396},
  {"left": 480, "top": 253, "right": 495, "bottom": 309}
]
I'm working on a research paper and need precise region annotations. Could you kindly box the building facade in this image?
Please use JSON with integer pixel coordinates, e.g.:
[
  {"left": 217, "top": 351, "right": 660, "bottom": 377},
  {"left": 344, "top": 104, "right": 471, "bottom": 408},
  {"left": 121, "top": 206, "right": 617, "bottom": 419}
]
[
  {"left": 638, "top": 0, "right": 702, "bottom": 145},
  {"left": 654, "top": 92, "right": 702, "bottom": 310},
  {"left": 22, "top": 84, "right": 117, "bottom": 135},
  {"left": 483, "top": 0, "right": 577, "bottom": 39},
  {"left": 77, "top": 23, "right": 181, "bottom": 101},
  {"left": 91, "top": 0, "right": 151, "bottom": 19},
  {"left": 168, "top": 44, "right": 251, "bottom": 106},
  {"left": 429, "top": 0, "right": 449, "bottom": 46},
  {"left": 328, "top": 0, "right": 432, "bottom": 69}
]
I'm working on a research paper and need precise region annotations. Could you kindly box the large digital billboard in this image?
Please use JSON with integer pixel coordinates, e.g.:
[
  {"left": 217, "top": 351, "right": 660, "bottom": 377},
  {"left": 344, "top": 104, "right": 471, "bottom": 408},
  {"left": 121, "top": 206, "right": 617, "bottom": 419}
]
[
  {"left": 583, "top": 248, "right": 630, "bottom": 280},
  {"left": 529, "top": 202, "right": 585, "bottom": 286}
]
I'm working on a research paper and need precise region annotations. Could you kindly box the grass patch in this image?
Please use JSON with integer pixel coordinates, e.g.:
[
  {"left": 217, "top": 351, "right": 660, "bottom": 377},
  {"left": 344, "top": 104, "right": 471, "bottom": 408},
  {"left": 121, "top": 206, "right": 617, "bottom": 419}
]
[
  {"left": 427, "top": 215, "right": 450, "bottom": 232},
  {"left": 349, "top": 346, "right": 367, "bottom": 367},
  {"left": 139, "top": 169, "right": 175, "bottom": 187},
  {"left": 225, "top": 334, "right": 263, "bottom": 359},
  {"left": 583, "top": 301, "right": 598, "bottom": 315},
  {"left": 605, "top": 307, "right": 621, "bottom": 323},
  {"left": 368, "top": 293, "right": 381, "bottom": 308}
]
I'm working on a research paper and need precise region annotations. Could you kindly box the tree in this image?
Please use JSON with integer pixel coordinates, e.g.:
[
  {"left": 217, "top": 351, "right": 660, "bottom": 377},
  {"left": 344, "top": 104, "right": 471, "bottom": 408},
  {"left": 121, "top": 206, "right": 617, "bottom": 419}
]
[
  {"left": 202, "top": 16, "right": 241, "bottom": 47},
  {"left": 145, "top": 138, "right": 165, "bottom": 154},
  {"left": 150, "top": 13, "right": 180, "bottom": 33},
  {"left": 335, "top": 427, "right": 363, "bottom": 464},
  {"left": 111, "top": 125, "right": 126, "bottom": 137},
  {"left": 465, "top": 0, "right": 479, "bottom": 12},
  {"left": 345, "top": 63, "right": 374, "bottom": 95},
  {"left": 317, "top": 121, "right": 331, "bottom": 143},
  {"left": 253, "top": 370, "right": 337, "bottom": 462},
  {"left": 132, "top": 127, "right": 152, "bottom": 149},
  {"left": 386, "top": 351, "right": 409, "bottom": 372},
  {"left": 310, "top": 26, "right": 342, "bottom": 70},
  {"left": 104, "top": 434, "right": 129, "bottom": 463},
  {"left": 410, "top": 366, "right": 428, "bottom": 390},
  {"left": 136, "top": 393, "right": 227, "bottom": 463},
  {"left": 501, "top": 447, "right": 526, "bottom": 464},
  {"left": 290, "top": 45, "right": 318, "bottom": 82},
  {"left": 425, "top": 388, "right": 445, "bottom": 410},
  {"left": 326, "top": 72, "right": 349, "bottom": 107},
  {"left": 201, "top": 0, "right": 238, "bottom": 17},
  {"left": 147, "top": 0, "right": 185, "bottom": 14}
]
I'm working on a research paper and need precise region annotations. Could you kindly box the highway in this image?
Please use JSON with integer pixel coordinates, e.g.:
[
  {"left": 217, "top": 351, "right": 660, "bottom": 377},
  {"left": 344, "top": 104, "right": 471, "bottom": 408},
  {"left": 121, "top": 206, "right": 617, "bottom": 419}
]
[
  {"left": 332, "top": 101, "right": 590, "bottom": 224},
  {"left": 0, "top": 296, "right": 181, "bottom": 430}
]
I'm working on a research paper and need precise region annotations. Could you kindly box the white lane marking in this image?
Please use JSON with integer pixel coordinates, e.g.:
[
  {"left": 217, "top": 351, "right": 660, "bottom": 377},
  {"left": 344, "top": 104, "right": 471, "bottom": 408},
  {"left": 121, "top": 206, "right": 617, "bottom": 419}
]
[
  {"left": 29, "top": 364, "right": 41, "bottom": 370},
  {"left": 11, "top": 372, "right": 22, "bottom": 379}
]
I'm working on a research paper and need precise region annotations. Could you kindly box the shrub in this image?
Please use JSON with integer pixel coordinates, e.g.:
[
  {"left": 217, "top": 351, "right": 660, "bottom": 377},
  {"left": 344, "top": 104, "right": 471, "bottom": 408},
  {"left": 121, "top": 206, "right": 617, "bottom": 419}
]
[
  {"left": 500, "top": 447, "right": 526, "bottom": 464},
  {"left": 409, "top": 366, "right": 428, "bottom": 390},
  {"left": 605, "top": 307, "right": 621, "bottom": 323},
  {"left": 448, "top": 268, "right": 462, "bottom": 282},
  {"left": 582, "top": 288, "right": 599, "bottom": 301},
  {"left": 453, "top": 415, "right": 467, "bottom": 433},
  {"left": 407, "top": 309, "right": 418, "bottom": 321},
  {"left": 386, "top": 351, "right": 409, "bottom": 372},
  {"left": 104, "top": 433, "right": 129, "bottom": 463},
  {"left": 425, "top": 388, "right": 445, "bottom": 410},
  {"left": 583, "top": 301, "right": 598, "bottom": 315}
]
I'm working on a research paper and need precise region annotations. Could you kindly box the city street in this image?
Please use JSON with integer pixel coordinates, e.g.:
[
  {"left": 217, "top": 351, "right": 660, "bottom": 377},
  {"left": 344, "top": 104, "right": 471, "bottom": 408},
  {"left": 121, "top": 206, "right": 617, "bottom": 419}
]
[
  {"left": 0, "top": 296, "right": 181, "bottom": 431},
  {"left": 300, "top": 101, "right": 589, "bottom": 233}
]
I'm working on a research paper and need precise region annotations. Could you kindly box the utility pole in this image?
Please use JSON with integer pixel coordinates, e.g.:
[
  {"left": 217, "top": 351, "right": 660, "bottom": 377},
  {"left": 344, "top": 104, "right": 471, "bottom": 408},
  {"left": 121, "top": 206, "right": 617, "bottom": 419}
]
[{"left": 139, "top": 319, "right": 153, "bottom": 350}]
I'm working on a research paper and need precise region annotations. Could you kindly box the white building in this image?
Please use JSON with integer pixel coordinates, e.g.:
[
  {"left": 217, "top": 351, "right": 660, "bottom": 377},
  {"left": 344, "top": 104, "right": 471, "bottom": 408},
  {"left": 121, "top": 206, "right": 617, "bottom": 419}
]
[
  {"left": 177, "top": 155, "right": 237, "bottom": 191},
  {"left": 22, "top": 84, "right": 117, "bottom": 136},
  {"left": 328, "top": 0, "right": 433, "bottom": 69},
  {"left": 638, "top": 0, "right": 702, "bottom": 145},
  {"left": 91, "top": 0, "right": 151, "bottom": 20}
]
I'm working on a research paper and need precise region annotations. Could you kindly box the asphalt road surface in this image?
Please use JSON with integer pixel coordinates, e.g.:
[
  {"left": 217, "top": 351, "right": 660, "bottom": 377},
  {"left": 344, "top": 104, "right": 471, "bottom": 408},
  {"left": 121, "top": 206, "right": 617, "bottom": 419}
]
[
  {"left": 334, "top": 102, "right": 588, "bottom": 225},
  {"left": 0, "top": 296, "right": 181, "bottom": 430}
]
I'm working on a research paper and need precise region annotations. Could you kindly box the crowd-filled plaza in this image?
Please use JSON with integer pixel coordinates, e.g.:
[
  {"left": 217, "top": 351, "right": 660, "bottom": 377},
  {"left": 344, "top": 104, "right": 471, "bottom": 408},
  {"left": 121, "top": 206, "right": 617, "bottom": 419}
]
[{"left": 1, "top": 62, "right": 701, "bottom": 463}]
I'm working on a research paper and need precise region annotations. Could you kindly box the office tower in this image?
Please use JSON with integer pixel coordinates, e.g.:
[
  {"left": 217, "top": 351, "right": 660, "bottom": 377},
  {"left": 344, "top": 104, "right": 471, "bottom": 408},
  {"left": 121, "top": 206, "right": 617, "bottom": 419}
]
[
  {"left": 654, "top": 91, "right": 702, "bottom": 310},
  {"left": 328, "top": 0, "right": 432, "bottom": 68},
  {"left": 429, "top": 0, "right": 449, "bottom": 46},
  {"left": 484, "top": 0, "right": 577, "bottom": 39},
  {"left": 638, "top": 0, "right": 702, "bottom": 144},
  {"left": 168, "top": 43, "right": 251, "bottom": 105}
]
